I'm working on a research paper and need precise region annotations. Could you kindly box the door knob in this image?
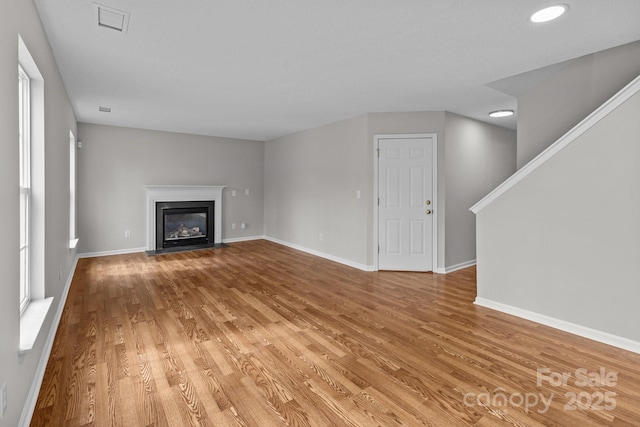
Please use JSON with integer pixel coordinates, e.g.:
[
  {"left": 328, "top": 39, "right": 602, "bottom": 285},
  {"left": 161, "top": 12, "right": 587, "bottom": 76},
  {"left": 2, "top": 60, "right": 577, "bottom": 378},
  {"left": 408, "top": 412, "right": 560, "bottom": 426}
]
[
  {"left": 426, "top": 200, "right": 431, "bottom": 205},
  {"left": 426, "top": 209, "right": 431, "bottom": 215}
]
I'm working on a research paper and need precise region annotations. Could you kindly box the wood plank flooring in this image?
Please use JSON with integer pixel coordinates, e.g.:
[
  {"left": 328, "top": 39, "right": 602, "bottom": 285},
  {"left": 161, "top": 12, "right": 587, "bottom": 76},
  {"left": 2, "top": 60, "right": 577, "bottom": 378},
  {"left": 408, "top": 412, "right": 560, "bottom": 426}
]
[{"left": 31, "top": 240, "right": 640, "bottom": 426}]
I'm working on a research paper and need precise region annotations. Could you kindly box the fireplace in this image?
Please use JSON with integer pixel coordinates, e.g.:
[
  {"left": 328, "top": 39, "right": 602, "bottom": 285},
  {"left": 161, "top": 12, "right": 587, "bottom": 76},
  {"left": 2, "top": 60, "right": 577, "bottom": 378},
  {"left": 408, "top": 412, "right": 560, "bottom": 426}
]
[
  {"left": 144, "top": 185, "right": 225, "bottom": 254},
  {"left": 156, "top": 201, "right": 215, "bottom": 251}
]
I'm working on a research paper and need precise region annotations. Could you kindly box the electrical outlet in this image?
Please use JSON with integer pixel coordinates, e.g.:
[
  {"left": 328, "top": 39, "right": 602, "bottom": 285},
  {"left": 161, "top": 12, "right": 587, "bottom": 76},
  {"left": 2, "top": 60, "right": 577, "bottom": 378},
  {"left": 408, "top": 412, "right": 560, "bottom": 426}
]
[
  {"left": 1, "top": 381, "right": 7, "bottom": 420},
  {"left": 124, "top": 230, "right": 131, "bottom": 238},
  {"left": 241, "top": 223, "right": 247, "bottom": 229},
  {"left": 231, "top": 190, "right": 237, "bottom": 197},
  {"left": 245, "top": 189, "right": 250, "bottom": 196}
]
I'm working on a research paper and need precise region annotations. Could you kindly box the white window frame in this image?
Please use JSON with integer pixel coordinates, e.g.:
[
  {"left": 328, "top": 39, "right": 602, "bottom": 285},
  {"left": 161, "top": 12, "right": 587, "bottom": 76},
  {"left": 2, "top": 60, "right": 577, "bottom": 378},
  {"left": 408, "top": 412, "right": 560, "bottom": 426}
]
[
  {"left": 19, "top": 35, "right": 54, "bottom": 355},
  {"left": 19, "top": 64, "right": 31, "bottom": 315},
  {"left": 69, "top": 131, "right": 79, "bottom": 249}
]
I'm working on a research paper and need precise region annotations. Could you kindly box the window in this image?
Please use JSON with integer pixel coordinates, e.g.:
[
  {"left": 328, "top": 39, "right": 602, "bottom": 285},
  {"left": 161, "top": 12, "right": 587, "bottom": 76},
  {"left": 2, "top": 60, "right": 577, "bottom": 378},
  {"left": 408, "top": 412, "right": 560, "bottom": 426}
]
[
  {"left": 69, "top": 131, "right": 78, "bottom": 248},
  {"left": 18, "top": 36, "right": 53, "bottom": 354},
  {"left": 19, "top": 64, "right": 31, "bottom": 314}
]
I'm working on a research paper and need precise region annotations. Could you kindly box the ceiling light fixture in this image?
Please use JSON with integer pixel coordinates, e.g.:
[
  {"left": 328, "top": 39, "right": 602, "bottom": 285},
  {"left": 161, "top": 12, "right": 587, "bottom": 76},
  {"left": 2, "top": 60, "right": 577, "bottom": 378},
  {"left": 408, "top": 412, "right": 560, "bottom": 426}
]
[
  {"left": 489, "top": 110, "right": 514, "bottom": 118},
  {"left": 530, "top": 4, "right": 568, "bottom": 23}
]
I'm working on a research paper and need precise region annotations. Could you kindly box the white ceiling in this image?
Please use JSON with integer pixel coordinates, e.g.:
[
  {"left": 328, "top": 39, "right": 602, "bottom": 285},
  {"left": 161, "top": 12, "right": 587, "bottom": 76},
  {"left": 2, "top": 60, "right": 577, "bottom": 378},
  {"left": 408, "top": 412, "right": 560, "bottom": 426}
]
[{"left": 34, "top": 0, "right": 640, "bottom": 141}]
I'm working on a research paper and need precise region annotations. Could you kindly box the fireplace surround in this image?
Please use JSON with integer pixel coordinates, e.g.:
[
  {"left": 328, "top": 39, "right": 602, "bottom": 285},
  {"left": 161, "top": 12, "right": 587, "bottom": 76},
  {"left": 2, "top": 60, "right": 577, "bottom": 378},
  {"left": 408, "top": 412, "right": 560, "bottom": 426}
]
[{"left": 145, "top": 185, "right": 225, "bottom": 254}]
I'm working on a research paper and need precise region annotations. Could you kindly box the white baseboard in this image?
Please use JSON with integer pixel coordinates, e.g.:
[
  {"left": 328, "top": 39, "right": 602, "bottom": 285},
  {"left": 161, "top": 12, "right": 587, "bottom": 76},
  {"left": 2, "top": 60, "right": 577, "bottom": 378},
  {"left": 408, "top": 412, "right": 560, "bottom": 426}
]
[
  {"left": 223, "top": 235, "right": 265, "bottom": 243},
  {"left": 475, "top": 297, "right": 640, "bottom": 355},
  {"left": 78, "top": 247, "right": 147, "bottom": 258},
  {"left": 77, "top": 238, "right": 266, "bottom": 257},
  {"left": 19, "top": 255, "right": 80, "bottom": 427},
  {"left": 264, "top": 236, "right": 374, "bottom": 271},
  {"left": 445, "top": 259, "right": 476, "bottom": 273},
  {"left": 432, "top": 259, "right": 476, "bottom": 274}
]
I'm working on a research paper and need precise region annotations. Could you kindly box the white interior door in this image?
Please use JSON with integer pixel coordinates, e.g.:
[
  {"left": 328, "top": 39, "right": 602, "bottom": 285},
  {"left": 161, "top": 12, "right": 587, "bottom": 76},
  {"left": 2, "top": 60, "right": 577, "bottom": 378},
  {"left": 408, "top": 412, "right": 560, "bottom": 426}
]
[{"left": 378, "top": 136, "right": 434, "bottom": 271}]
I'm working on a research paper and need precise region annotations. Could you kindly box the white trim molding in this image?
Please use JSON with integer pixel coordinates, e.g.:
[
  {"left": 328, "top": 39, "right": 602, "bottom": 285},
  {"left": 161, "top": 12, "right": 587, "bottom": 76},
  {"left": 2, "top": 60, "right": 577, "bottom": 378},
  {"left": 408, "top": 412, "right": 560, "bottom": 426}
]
[
  {"left": 433, "top": 260, "right": 475, "bottom": 274},
  {"left": 264, "top": 236, "right": 374, "bottom": 271},
  {"left": 77, "top": 238, "right": 267, "bottom": 258},
  {"left": 78, "top": 247, "right": 147, "bottom": 258},
  {"left": 475, "top": 298, "right": 640, "bottom": 355},
  {"left": 471, "top": 74, "right": 640, "bottom": 214},
  {"left": 223, "top": 235, "right": 265, "bottom": 244},
  {"left": 68, "top": 238, "right": 79, "bottom": 249},
  {"left": 444, "top": 259, "right": 476, "bottom": 274},
  {"left": 144, "top": 185, "right": 225, "bottom": 250},
  {"left": 19, "top": 298, "right": 53, "bottom": 354}
]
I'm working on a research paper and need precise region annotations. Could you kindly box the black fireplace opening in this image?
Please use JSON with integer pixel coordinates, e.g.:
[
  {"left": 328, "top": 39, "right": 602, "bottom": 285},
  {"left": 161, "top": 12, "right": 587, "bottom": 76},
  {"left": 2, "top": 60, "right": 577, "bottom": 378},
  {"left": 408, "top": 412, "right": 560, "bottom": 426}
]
[{"left": 154, "top": 200, "right": 215, "bottom": 252}]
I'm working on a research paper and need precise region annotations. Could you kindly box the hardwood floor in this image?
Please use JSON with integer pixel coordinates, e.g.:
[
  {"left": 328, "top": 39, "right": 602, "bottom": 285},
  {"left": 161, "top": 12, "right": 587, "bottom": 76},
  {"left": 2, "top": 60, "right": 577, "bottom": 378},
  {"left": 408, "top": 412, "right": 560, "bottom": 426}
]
[{"left": 31, "top": 240, "right": 640, "bottom": 426}]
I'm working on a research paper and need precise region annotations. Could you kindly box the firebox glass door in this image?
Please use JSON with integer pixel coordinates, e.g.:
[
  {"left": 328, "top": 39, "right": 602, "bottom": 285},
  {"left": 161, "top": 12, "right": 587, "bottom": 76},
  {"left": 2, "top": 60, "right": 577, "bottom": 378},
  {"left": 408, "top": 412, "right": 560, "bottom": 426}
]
[{"left": 164, "top": 211, "right": 207, "bottom": 241}]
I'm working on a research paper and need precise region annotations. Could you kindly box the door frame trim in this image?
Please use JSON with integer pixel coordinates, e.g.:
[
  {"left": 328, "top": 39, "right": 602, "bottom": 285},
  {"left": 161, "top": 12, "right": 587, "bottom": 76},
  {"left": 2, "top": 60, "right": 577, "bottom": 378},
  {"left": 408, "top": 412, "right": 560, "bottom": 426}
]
[{"left": 373, "top": 133, "right": 438, "bottom": 272}]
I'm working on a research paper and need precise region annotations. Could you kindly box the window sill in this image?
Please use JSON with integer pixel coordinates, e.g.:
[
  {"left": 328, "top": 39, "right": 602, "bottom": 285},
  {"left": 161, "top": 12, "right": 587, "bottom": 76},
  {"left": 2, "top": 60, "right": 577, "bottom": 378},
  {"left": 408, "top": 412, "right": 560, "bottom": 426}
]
[
  {"left": 69, "top": 238, "right": 79, "bottom": 249},
  {"left": 19, "top": 297, "right": 53, "bottom": 355}
]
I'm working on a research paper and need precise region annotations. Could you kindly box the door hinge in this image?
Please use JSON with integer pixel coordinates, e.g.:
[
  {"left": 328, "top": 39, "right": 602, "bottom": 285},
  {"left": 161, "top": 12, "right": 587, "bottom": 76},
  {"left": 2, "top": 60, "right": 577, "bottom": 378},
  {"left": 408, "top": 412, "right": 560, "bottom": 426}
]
[
  {"left": 378, "top": 198, "right": 380, "bottom": 206},
  {"left": 377, "top": 148, "right": 380, "bottom": 158},
  {"left": 378, "top": 246, "right": 380, "bottom": 254}
]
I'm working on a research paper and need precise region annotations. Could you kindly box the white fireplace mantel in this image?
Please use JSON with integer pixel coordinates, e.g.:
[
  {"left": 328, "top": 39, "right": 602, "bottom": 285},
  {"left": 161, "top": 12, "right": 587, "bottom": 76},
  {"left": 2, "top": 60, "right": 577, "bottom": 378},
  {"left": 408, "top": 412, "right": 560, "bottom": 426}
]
[{"left": 144, "top": 185, "right": 225, "bottom": 250}]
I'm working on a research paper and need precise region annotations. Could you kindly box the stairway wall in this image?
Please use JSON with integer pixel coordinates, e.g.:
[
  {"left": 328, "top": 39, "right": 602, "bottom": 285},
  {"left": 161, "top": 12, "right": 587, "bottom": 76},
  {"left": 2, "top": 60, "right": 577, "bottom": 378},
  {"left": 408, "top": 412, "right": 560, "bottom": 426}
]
[{"left": 475, "top": 88, "right": 640, "bottom": 343}]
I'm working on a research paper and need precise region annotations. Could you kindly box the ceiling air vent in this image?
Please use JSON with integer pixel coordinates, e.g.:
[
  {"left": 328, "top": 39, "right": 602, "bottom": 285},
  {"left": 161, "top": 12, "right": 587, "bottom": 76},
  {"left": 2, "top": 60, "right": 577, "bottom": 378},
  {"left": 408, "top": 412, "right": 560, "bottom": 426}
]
[
  {"left": 93, "top": 3, "right": 130, "bottom": 33},
  {"left": 98, "top": 106, "right": 112, "bottom": 113}
]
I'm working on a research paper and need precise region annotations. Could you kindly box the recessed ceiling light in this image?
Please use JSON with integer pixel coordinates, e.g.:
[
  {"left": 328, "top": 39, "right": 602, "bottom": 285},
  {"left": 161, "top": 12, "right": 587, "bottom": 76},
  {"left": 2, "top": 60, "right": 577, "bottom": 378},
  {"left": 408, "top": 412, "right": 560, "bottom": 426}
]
[
  {"left": 98, "top": 106, "right": 112, "bottom": 113},
  {"left": 489, "top": 110, "right": 514, "bottom": 118},
  {"left": 530, "top": 4, "right": 568, "bottom": 23}
]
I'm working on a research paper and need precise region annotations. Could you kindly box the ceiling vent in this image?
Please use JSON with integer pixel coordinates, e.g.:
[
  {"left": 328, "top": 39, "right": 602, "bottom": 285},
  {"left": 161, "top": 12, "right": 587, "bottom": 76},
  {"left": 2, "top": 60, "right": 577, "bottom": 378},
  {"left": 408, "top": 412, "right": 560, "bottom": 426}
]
[
  {"left": 93, "top": 3, "right": 130, "bottom": 33},
  {"left": 98, "top": 106, "right": 112, "bottom": 113}
]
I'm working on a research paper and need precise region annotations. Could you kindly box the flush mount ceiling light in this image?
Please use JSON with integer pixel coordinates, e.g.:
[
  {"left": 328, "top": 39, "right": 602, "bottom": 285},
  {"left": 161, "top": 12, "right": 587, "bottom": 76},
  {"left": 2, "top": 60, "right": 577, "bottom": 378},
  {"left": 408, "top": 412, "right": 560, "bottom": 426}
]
[
  {"left": 530, "top": 4, "right": 568, "bottom": 23},
  {"left": 489, "top": 110, "right": 514, "bottom": 118}
]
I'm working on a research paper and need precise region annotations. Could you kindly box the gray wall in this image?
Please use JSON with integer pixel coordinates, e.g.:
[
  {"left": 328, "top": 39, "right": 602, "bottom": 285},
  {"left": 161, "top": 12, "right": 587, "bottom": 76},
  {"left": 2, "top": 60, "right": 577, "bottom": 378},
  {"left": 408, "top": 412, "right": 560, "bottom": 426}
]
[
  {"left": 366, "top": 112, "right": 446, "bottom": 268},
  {"left": 476, "top": 89, "right": 640, "bottom": 341},
  {"left": 77, "top": 123, "right": 264, "bottom": 254},
  {"left": 265, "top": 111, "right": 516, "bottom": 271},
  {"left": 1, "top": 1, "right": 78, "bottom": 426},
  {"left": 517, "top": 40, "right": 640, "bottom": 168},
  {"left": 444, "top": 112, "right": 516, "bottom": 268},
  {"left": 77, "top": 111, "right": 517, "bottom": 269},
  {"left": 264, "top": 115, "right": 370, "bottom": 266}
]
